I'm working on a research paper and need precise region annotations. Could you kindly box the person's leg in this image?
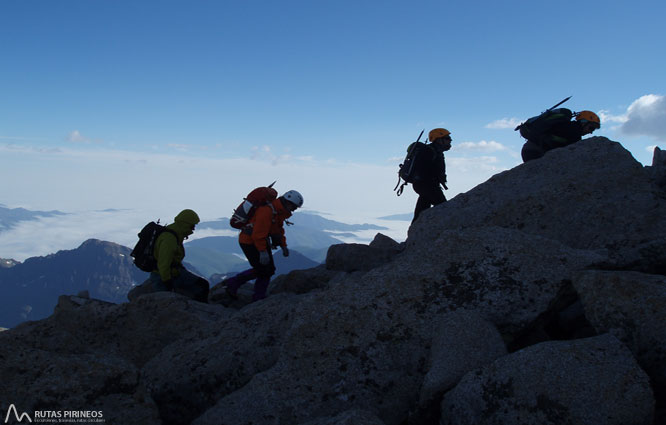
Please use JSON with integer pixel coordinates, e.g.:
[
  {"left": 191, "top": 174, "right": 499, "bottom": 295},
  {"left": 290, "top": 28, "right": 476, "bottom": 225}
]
[
  {"left": 224, "top": 268, "right": 257, "bottom": 297},
  {"left": 252, "top": 276, "right": 270, "bottom": 301},
  {"left": 240, "top": 243, "right": 275, "bottom": 301},
  {"left": 172, "top": 268, "right": 210, "bottom": 303},
  {"left": 150, "top": 272, "right": 170, "bottom": 292},
  {"left": 412, "top": 183, "right": 446, "bottom": 223},
  {"left": 521, "top": 141, "right": 545, "bottom": 162}
]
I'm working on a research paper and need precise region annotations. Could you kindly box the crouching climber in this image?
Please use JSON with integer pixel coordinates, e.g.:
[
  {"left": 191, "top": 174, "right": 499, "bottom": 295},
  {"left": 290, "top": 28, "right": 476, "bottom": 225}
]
[
  {"left": 223, "top": 190, "right": 303, "bottom": 302},
  {"left": 521, "top": 110, "right": 601, "bottom": 162},
  {"left": 150, "top": 209, "right": 210, "bottom": 302}
]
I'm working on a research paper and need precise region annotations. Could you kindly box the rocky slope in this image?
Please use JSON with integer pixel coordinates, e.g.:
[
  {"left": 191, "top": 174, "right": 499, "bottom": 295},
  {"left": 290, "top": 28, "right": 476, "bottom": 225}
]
[{"left": 1, "top": 137, "right": 664, "bottom": 425}]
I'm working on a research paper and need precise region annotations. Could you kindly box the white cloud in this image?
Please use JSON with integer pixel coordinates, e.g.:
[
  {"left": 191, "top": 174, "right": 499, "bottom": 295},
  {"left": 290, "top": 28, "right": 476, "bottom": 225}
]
[
  {"left": 485, "top": 118, "right": 522, "bottom": 129},
  {"left": 251, "top": 145, "right": 293, "bottom": 165},
  {"left": 454, "top": 140, "right": 507, "bottom": 152},
  {"left": 67, "top": 130, "right": 89, "bottom": 143},
  {"left": 620, "top": 94, "right": 666, "bottom": 142}
]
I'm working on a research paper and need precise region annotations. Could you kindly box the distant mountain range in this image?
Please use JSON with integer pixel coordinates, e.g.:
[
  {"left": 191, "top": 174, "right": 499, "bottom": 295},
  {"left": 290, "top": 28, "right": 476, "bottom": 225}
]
[
  {"left": 0, "top": 204, "right": 65, "bottom": 231},
  {"left": 0, "top": 239, "right": 148, "bottom": 328},
  {"left": 0, "top": 258, "right": 19, "bottom": 268}
]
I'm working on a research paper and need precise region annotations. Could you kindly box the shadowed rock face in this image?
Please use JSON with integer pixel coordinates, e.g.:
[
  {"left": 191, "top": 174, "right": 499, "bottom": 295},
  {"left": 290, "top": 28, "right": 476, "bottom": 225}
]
[
  {"left": 409, "top": 137, "right": 666, "bottom": 272},
  {"left": 1, "top": 137, "right": 664, "bottom": 425}
]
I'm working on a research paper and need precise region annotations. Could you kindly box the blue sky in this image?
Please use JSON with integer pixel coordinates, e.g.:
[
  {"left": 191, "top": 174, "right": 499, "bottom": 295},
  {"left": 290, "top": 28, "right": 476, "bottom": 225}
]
[{"left": 1, "top": 0, "right": 665, "bottom": 259}]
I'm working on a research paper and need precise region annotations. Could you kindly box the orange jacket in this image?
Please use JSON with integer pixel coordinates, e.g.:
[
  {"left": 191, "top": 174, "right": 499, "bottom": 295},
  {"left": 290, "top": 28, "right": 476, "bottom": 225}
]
[{"left": 239, "top": 198, "right": 292, "bottom": 251}]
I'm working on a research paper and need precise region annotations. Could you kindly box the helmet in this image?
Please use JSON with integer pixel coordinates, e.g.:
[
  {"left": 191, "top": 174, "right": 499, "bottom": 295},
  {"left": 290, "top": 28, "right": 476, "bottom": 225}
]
[
  {"left": 174, "top": 209, "right": 200, "bottom": 226},
  {"left": 282, "top": 190, "right": 303, "bottom": 208},
  {"left": 576, "top": 110, "right": 601, "bottom": 127},
  {"left": 429, "top": 128, "right": 451, "bottom": 142}
]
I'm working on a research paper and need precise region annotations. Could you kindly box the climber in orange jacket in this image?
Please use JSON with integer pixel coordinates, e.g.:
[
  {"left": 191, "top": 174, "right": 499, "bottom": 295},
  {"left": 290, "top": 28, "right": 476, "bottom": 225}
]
[{"left": 224, "top": 190, "right": 304, "bottom": 301}]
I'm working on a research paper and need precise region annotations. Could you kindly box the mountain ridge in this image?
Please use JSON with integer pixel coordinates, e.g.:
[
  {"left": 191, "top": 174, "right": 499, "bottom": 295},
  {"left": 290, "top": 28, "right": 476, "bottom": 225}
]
[{"left": 1, "top": 137, "right": 664, "bottom": 424}]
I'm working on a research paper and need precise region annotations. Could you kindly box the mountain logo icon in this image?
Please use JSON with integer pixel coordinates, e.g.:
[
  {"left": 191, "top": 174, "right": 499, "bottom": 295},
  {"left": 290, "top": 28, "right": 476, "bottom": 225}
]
[{"left": 4, "top": 404, "right": 32, "bottom": 423}]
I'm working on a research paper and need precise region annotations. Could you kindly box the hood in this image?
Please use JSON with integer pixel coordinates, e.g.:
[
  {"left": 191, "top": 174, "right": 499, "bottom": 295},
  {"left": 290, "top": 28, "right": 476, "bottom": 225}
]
[{"left": 171, "top": 209, "right": 200, "bottom": 239}]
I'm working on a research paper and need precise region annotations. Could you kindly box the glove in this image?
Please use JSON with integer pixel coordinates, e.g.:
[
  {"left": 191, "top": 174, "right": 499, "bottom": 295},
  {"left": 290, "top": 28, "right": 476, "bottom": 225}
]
[
  {"left": 282, "top": 246, "right": 290, "bottom": 257},
  {"left": 259, "top": 250, "right": 270, "bottom": 265}
]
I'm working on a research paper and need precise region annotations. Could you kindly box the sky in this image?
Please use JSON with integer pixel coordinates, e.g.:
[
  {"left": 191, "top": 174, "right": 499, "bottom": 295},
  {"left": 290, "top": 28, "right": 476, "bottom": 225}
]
[{"left": 1, "top": 0, "right": 665, "bottom": 260}]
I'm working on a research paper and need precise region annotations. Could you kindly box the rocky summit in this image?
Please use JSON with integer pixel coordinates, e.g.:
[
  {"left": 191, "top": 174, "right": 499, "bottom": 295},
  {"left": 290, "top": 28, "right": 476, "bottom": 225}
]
[{"left": 1, "top": 137, "right": 665, "bottom": 425}]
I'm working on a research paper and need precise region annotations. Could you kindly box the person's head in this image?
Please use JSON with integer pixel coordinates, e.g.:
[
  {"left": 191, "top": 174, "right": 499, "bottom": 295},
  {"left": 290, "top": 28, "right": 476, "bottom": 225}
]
[
  {"left": 429, "top": 128, "right": 452, "bottom": 151},
  {"left": 280, "top": 190, "right": 303, "bottom": 212},
  {"left": 576, "top": 110, "right": 601, "bottom": 135},
  {"left": 174, "top": 209, "right": 200, "bottom": 237}
]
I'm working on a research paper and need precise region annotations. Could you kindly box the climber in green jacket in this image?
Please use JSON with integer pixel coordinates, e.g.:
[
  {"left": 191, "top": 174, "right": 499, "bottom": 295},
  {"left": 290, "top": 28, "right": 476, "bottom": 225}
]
[{"left": 149, "top": 209, "right": 210, "bottom": 302}]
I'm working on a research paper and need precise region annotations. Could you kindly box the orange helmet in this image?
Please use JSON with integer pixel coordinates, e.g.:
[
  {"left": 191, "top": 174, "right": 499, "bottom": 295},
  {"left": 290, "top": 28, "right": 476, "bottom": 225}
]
[
  {"left": 429, "top": 128, "right": 451, "bottom": 142},
  {"left": 576, "top": 110, "right": 601, "bottom": 127}
]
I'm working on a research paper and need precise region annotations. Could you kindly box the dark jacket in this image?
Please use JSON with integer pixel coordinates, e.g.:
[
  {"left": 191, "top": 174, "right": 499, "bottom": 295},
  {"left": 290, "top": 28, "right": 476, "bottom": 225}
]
[
  {"left": 413, "top": 143, "right": 447, "bottom": 187},
  {"left": 537, "top": 121, "right": 585, "bottom": 151}
]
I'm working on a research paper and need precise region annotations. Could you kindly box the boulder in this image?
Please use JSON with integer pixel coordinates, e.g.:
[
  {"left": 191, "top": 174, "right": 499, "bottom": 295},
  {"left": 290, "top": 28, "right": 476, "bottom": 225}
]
[
  {"left": 326, "top": 233, "right": 402, "bottom": 273},
  {"left": 392, "top": 226, "right": 605, "bottom": 337},
  {"left": 411, "top": 309, "right": 507, "bottom": 424},
  {"left": 574, "top": 270, "right": 666, "bottom": 390},
  {"left": 0, "top": 343, "right": 161, "bottom": 425},
  {"left": 648, "top": 146, "right": 666, "bottom": 189},
  {"left": 270, "top": 264, "right": 341, "bottom": 295},
  {"left": 409, "top": 137, "right": 666, "bottom": 272},
  {"left": 5, "top": 292, "right": 228, "bottom": 367},
  {"left": 369, "top": 233, "right": 402, "bottom": 252},
  {"left": 142, "top": 293, "right": 302, "bottom": 425},
  {"left": 440, "top": 334, "right": 654, "bottom": 425}
]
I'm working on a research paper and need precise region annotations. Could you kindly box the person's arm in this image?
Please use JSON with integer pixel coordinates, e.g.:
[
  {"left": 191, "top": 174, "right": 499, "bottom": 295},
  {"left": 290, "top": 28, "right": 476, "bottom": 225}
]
[{"left": 155, "top": 233, "right": 177, "bottom": 282}]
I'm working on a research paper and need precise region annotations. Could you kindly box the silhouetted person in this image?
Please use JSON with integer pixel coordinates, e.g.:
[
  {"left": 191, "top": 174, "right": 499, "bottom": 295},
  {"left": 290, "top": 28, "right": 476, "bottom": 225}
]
[
  {"left": 522, "top": 110, "right": 601, "bottom": 162},
  {"left": 411, "top": 128, "right": 452, "bottom": 223}
]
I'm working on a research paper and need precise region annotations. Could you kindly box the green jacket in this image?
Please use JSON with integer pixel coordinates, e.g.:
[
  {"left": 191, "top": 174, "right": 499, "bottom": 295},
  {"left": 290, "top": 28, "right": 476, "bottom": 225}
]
[{"left": 153, "top": 220, "right": 193, "bottom": 282}]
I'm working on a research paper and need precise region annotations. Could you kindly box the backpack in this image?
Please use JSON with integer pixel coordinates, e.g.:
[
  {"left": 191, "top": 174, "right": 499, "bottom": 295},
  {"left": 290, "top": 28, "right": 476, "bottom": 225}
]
[
  {"left": 230, "top": 185, "right": 278, "bottom": 229},
  {"left": 130, "top": 221, "right": 177, "bottom": 272},
  {"left": 516, "top": 107, "right": 574, "bottom": 141},
  {"left": 394, "top": 131, "right": 428, "bottom": 196}
]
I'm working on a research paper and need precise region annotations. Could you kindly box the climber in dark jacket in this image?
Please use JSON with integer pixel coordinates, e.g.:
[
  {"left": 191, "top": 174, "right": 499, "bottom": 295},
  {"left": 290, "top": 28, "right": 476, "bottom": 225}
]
[
  {"left": 521, "top": 110, "right": 601, "bottom": 162},
  {"left": 149, "top": 209, "right": 210, "bottom": 302},
  {"left": 411, "top": 128, "right": 452, "bottom": 223}
]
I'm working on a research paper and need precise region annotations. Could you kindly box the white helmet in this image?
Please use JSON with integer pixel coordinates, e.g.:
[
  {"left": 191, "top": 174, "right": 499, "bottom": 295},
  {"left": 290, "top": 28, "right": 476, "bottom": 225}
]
[{"left": 282, "top": 190, "right": 303, "bottom": 208}]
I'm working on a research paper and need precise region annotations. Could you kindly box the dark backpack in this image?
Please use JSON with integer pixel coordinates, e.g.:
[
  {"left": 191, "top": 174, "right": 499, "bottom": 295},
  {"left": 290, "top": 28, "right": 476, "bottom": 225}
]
[
  {"left": 394, "top": 131, "right": 429, "bottom": 196},
  {"left": 130, "top": 221, "right": 177, "bottom": 272},
  {"left": 399, "top": 142, "right": 427, "bottom": 183},
  {"left": 230, "top": 185, "right": 279, "bottom": 229},
  {"left": 516, "top": 108, "right": 574, "bottom": 141}
]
